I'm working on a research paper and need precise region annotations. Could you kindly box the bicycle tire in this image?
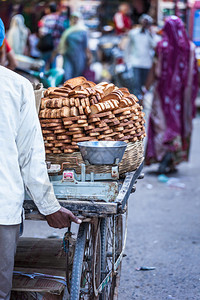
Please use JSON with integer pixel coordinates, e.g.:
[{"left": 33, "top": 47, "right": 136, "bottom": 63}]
[
  {"left": 69, "top": 221, "right": 101, "bottom": 300},
  {"left": 70, "top": 222, "right": 88, "bottom": 300},
  {"left": 100, "top": 214, "right": 125, "bottom": 300}
]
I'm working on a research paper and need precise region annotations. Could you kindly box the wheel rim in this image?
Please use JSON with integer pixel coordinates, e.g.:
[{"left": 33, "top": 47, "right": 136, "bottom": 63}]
[
  {"left": 100, "top": 211, "right": 128, "bottom": 300},
  {"left": 92, "top": 221, "right": 101, "bottom": 298},
  {"left": 80, "top": 221, "right": 101, "bottom": 299},
  {"left": 68, "top": 221, "right": 101, "bottom": 300}
]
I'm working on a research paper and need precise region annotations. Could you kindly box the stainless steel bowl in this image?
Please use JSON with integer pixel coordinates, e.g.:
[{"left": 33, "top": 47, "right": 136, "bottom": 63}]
[{"left": 77, "top": 141, "right": 127, "bottom": 165}]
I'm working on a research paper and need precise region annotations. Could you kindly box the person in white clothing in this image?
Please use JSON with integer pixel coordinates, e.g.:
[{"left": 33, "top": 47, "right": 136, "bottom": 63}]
[
  {"left": 7, "top": 14, "right": 29, "bottom": 55},
  {"left": 125, "top": 14, "right": 156, "bottom": 99},
  {"left": 0, "top": 18, "right": 81, "bottom": 300}
]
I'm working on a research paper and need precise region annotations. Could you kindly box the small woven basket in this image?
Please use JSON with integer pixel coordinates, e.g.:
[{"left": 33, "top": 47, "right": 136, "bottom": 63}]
[{"left": 46, "top": 140, "right": 144, "bottom": 175}]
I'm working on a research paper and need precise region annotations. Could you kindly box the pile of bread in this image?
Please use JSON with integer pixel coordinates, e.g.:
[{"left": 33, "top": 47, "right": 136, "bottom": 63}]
[{"left": 39, "top": 77, "right": 146, "bottom": 154}]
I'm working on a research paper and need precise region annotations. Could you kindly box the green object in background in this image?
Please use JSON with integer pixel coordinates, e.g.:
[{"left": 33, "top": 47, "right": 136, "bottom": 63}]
[
  {"left": 158, "top": 174, "right": 169, "bottom": 183},
  {"left": 30, "top": 68, "right": 65, "bottom": 88}
]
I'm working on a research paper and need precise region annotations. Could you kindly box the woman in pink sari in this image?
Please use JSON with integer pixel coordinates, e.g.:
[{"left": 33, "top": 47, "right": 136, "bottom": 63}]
[{"left": 144, "top": 16, "right": 199, "bottom": 173}]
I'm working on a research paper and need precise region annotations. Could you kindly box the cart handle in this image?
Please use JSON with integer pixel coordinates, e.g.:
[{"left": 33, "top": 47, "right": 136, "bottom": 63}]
[{"left": 62, "top": 157, "right": 80, "bottom": 170}]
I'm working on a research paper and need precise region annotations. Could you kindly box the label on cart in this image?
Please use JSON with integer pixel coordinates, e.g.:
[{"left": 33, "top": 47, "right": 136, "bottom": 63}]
[{"left": 63, "top": 171, "right": 75, "bottom": 182}]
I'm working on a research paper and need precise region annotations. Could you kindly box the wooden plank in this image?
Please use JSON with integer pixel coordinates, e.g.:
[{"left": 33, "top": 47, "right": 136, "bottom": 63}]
[
  {"left": 60, "top": 199, "right": 117, "bottom": 215},
  {"left": 12, "top": 269, "right": 65, "bottom": 295},
  {"left": 13, "top": 238, "right": 70, "bottom": 295},
  {"left": 24, "top": 199, "right": 117, "bottom": 219},
  {"left": 14, "top": 238, "right": 69, "bottom": 270}
]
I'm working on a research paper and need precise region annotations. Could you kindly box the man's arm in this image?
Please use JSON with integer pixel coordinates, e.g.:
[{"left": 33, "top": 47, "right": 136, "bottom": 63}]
[
  {"left": 6, "top": 49, "right": 17, "bottom": 70},
  {"left": 16, "top": 79, "right": 81, "bottom": 227}
]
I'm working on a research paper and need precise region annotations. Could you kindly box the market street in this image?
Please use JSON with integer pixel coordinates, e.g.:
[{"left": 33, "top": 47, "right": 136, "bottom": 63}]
[{"left": 118, "top": 114, "right": 200, "bottom": 300}]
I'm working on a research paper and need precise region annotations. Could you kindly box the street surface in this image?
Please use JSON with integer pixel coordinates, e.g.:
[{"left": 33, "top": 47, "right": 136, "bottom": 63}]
[{"left": 118, "top": 115, "right": 200, "bottom": 300}]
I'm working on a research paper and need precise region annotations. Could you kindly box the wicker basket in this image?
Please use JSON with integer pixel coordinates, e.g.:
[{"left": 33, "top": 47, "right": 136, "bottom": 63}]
[{"left": 46, "top": 141, "right": 144, "bottom": 175}]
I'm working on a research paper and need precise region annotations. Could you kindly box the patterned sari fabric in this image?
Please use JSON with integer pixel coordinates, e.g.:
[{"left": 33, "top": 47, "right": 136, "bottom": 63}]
[{"left": 146, "top": 16, "right": 199, "bottom": 166}]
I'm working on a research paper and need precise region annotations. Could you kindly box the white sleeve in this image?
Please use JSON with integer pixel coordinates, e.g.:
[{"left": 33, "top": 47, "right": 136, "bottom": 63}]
[
  {"left": 114, "top": 12, "right": 124, "bottom": 30},
  {"left": 16, "top": 79, "right": 61, "bottom": 215},
  {"left": 148, "top": 32, "right": 157, "bottom": 49},
  {"left": 124, "top": 32, "right": 133, "bottom": 66}
]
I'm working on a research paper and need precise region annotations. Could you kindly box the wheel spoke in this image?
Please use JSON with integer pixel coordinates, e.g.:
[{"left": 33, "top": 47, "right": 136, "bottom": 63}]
[{"left": 100, "top": 211, "right": 127, "bottom": 300}]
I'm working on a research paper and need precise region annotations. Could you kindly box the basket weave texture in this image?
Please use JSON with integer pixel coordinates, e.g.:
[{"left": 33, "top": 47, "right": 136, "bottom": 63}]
[{"left": 46, "top": 140, "right": 144, "bottom": 175}]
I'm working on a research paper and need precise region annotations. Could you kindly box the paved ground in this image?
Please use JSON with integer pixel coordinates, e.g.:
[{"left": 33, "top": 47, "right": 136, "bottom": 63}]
[{"left": 118, "top": 115, "right": 200, "bottom": 300}]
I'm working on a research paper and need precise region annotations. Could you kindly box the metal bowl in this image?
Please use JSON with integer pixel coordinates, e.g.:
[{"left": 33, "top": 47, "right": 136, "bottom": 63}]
[{"left": 77, "top": 141, "right": 127, "bottom": 165}]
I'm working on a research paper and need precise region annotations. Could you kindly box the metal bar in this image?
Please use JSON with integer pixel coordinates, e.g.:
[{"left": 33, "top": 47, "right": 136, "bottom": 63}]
[
  {"left": 115, "top": 160, "right": 144, "bottom": 210},
  {"left": 112, "top": 215, "right": 116, "bottom": 274}
]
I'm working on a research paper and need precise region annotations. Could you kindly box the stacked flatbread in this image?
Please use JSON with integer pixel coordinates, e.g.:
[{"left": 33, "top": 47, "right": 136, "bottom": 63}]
[{"left": 39, "top": 77, "right": 146, "bottom": 154}]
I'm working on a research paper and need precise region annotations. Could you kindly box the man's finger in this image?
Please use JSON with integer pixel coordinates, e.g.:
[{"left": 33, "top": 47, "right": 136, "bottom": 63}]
[
  {"left": 69, "top": 211, "right": 82, "bottom": 224},
  {"left": 61, "top": 207, "right": 82, "bottom": 224}
]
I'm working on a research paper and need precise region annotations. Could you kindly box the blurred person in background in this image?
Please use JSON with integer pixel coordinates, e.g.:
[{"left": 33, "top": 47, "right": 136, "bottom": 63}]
[
  {"left": 37, "top": 1, "right": 70, "bottom": 70},
  {"left": 55, "top": 0, "right": 71, "bottom": 45},
  {"left": 124, "top": 14, "right": 156, "bottom": 99},
  {"left": 37, "top": 2, "right": 58, "bottom": 69},
  {"left": 113, "top": 2, "right": 132, "bottom": 35},
  {"left": 58, "top": 11, "right": 88, "bottom": 81},
  {"left": 7, "top": 14, "right": 29, "bottom": 55},
  {"left": 143, "top": 16, "right": 199, "bottom": 174},
  {"left": 28, "top": 28, "right": 41, "bottom": 59}
]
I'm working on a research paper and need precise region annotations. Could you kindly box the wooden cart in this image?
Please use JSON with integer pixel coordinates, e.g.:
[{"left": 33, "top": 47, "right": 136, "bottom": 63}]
[{"left": 12, "top": 161, "right": 143, "bottom": 300}]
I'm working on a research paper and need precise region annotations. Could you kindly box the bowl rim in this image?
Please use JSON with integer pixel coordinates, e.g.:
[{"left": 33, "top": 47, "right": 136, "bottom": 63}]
[{"left": 77, "top": 141, "right": 127, "bottom": 148}]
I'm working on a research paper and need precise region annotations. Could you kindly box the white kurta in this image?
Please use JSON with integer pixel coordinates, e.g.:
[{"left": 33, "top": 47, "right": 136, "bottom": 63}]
[
  {"left": 125, "top": 27, "right": 156, "bottom": 69},
  {"left": 0, "top": 66, "right": 61, "bottom": 225}
]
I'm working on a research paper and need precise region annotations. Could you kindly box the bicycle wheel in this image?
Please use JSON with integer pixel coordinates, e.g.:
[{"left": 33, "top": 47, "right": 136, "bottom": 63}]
[
  {"left": 70, "top": 220, "right": 101, "bottom": 300},
  {"left": 100, "top": 211, "right": 127, "bottom": 300}
]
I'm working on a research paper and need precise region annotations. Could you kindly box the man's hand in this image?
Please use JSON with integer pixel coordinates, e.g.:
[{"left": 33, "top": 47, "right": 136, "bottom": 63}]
[{"left": 46, "top": 207, "right": 82, "bottom": 229}]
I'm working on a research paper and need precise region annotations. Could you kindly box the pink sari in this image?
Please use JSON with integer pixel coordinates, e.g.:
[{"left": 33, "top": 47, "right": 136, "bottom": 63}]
[{"left": 146, "top": 16, "right": 199, "bottom": 165}]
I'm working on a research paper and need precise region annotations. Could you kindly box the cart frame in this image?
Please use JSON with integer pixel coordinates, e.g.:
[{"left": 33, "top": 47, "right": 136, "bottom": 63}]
[{"left": 20, "top": 160, "right": 144, "bottom": 300}]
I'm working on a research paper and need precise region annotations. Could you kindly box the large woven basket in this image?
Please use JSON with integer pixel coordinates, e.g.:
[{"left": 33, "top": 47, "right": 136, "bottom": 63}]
[{"left": 46, "top": 140, "right": 144, "bottom": 175}]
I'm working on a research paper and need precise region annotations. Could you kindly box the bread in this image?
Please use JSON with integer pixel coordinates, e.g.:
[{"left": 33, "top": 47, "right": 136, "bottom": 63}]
[
  {"left": 63, "top": 120, "right": 73, "bottom": 126},
  {"left": 80, "top": 98, "right": 86, "bottom": 108},
  {"left": 45, "top": 149, "right": 53, "bottom": 154},
  {"left": 64, "top": 76, "right": 87, "bottom": 86},
  {"left": 85, "top": 98, "right": 90, "bottom": 107},
  {"left": 90, "top": 104, "right": 102, "bottom": 115},
  {"left": 119, "top": 99, "right": 129, "bottom": 108},
  {"left": 39, "top": 77, "right": 146, "bottom": 156},
  {"left": 62, "top": 98, "right": 70, "bottom": 107},
  {"left": 64, "top": 149, "right": 76, "bottom": 153},
  {"left": 42, "top": 130, "right": 53, "bottom": 134},
  {"left": 70, "top": 98, "right": 75, "bottom": 107},
  {"left": 103, "top": 83, "right": 115, "bottom": 96},
  {"left": 70, "top": 107, "right": 79, "bottom": 117},
  {"left": 54, "top": 129, "right": 66, "bottom": 134},
  {"left": 78, "top": 106, "right": 84, "bottom": 115},
  {"left": 61, "top": 107, "right": 70, "bottom": 117},
  {"left": 40, "top": 118, "right": 62, "bottom": 123},
  {"left": 73, "top": 133, "right": 86, "bottom": 139},
  {"left": 85, "top": 106, "right": 91, "bottom": 115},
  {"left": 45, "top": 142, "right": 54, "bottom": 147},
  {"left": 63, "top": 115, "right": 86, "bottom": 121},
  {"left": 73, "top": 82, "right": 91, "bottom": 90},
  {"left": 75, "top": 98, "right": 80, "bottom": 107}
]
